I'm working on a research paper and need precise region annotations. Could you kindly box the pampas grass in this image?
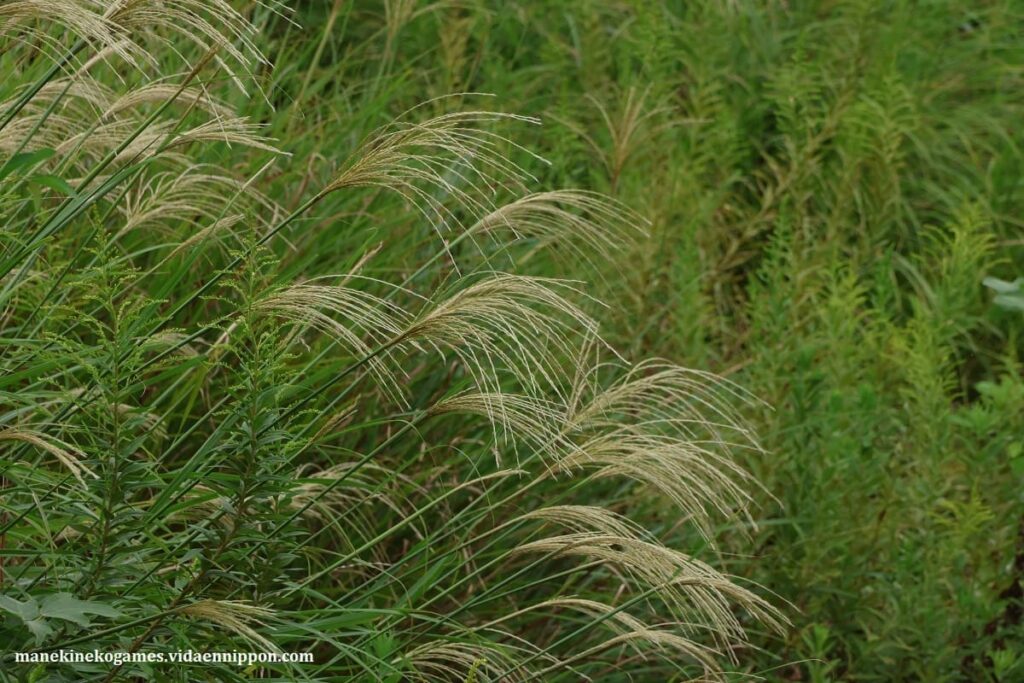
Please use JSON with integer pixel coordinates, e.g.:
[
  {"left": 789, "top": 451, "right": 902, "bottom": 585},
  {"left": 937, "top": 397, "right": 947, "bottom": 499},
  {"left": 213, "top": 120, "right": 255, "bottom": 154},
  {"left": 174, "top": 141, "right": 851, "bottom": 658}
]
[{"left": 0, "top": 4, "right": 782, "bottom": 681}]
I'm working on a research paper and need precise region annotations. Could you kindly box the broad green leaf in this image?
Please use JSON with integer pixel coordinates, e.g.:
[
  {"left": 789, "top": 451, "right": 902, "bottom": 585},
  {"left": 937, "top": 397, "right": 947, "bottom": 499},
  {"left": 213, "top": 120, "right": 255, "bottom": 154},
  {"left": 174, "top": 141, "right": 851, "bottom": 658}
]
[
  {"left": 982, "top": 276, "right": 1023, "bottom": 294},
  {"left": 23, "top": 618, "right": 54, "bottom": 645},
  {"left": 994, "top": 293, "right": 1024, "bottom": 312},
  {"left": 38, "top": 593, "right": 122, "bottom": 627},
  {"left": 0, "top": 595, "right": 51, "bottom": 645},
  {"left": 0, "top": 595, "right": 40, "bottom": 622}
]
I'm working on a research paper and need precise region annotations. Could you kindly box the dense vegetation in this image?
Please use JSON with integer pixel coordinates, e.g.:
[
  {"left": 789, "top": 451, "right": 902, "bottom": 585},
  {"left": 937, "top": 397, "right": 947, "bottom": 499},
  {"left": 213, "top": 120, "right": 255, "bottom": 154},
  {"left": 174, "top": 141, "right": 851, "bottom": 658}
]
[{"left": 1, "top": 1, "right": 1022, "bottom": 681}]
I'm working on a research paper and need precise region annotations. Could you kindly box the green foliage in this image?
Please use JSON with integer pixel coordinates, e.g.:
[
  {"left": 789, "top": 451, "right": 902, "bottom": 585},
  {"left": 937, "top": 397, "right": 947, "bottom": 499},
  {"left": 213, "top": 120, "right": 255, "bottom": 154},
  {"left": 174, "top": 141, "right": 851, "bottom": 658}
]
[{"left": 2, "top": 0, "right": 1023, "bottom": 681}]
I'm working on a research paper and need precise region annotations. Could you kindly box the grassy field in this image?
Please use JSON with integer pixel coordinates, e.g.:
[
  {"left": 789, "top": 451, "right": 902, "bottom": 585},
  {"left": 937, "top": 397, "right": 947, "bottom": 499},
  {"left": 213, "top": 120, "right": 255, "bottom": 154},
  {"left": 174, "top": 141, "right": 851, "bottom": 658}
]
[{"left": 1, "top": 1, "right": 1023, "bottom": 681}]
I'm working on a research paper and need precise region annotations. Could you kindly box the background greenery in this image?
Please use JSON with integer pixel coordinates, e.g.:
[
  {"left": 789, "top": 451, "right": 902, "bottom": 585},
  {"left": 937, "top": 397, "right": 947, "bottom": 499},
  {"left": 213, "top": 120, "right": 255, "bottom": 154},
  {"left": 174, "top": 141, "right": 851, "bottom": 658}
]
[{"left": 2, "top": 0, "right": 1023, "bottom": 681}]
